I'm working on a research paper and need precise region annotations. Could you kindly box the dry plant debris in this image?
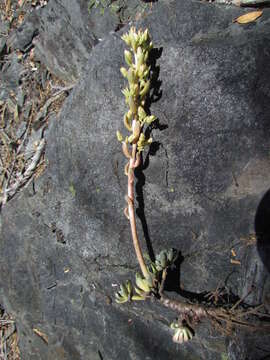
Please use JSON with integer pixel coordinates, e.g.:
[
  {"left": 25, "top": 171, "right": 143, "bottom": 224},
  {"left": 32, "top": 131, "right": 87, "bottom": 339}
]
[
  {"left": 0, "top": 47, "right": 73, "bottom": 205},
  {"left": 0, "top": 1, "right": 71, "bottom": 358},
  {"left": 0, "top": 307, "right": 20, "bottom": 360},
  {"left": 32, "top": 328, "right": 48, "bottom": 344},
  {"left": 233, "top": 10, "right": 263, "bottom": 23}
]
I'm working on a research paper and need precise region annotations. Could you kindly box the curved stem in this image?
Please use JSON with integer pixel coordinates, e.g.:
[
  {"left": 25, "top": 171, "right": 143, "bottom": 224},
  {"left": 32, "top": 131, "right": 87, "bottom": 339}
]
[{"left": 127, "top": 143, "right": 149, "bottom": 279}]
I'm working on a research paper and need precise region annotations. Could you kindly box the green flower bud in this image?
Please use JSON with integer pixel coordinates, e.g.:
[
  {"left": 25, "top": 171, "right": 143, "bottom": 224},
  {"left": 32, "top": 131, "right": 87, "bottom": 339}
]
[
  {"left": 122, "top": 87, "right": 130, "bottom": 102},
  {"left": 144, "top": 51, "right": 149, "bottom": 63},
  {"left": 138, "top": 64, "right": 146, "bottom": 78},
  {"left": 120, "top": 67, "right": 128, "bottom": 78},
  {"left": 136, "top": 46, "right": 144, "bottom": 68},
  {"left": 130, "top": 84, "right": 139, "bottom": 97},
  {"left": 143, "top": 67, "right": 150, "bottom": 78},
  {"left": 138, "top": 106, "right": 147, "bottom": 121},
  {"left": 145, "top": 115, "right": 156, "bottom": 125},
  {"left": 140, "top": 80, "right": 150, "bottom": 97},
  {"left": 124, "top": 50, "right": 133, "bottom": 66},
  {"left": 124, "top": 112, "right": 132, "bottom": 131},
  {"left": 127, "top": 68, "right": 136, "bottom": 85},
  {"left": 137, "top": 133, "right": 148, "bottom": 152},
  {"left": 128, "top": 134, "right": 135, "bottom": 144},
  {"left": 116, "top": 131, "right": 124, "bottom": 142},
  {"left": 128, "top": 122, "right": 140, "bottom": 144},
  {"left": 128, "top": 96, "right": 137, "bottom": 114},
  {"left": 143, "top": 29, "right": 149, "bottom": 42},
  {"left": 121, "top": 33, "right": 131, "bottom": 47}
]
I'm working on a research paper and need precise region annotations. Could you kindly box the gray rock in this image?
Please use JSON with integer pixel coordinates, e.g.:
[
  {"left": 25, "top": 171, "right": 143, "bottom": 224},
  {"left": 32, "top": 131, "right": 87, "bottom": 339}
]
[
  {"left": 0, "top": 19, "right": 10, "bottom": 35},
  {"left": 1, "top": 1, "right": 270, "bottom": 359},
  {"left": 33, "top": 0, "right": 153, "bottom": 81},
  {"left": 0, "top": 37, "right": 6, "bottom": 54},
  {"left": 5, "top": 0, "right": 155, "bottom": 83},
  {"left": 6, "top": 11, "right": 39, "bottom": 52},
  {"left": 32, "top": 0, "right": 99, "bottom": 82},
  {"left": 1, "top": 52, "right": 25, "bottom": 91}
]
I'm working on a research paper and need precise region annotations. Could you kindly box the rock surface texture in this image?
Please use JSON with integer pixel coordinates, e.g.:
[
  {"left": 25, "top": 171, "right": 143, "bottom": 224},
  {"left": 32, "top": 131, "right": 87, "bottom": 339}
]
[
  {"left": 1, "top": 0, "right": 270, "bottom": 359},
  {"left": 4, "top": 0, "right": 151, "bottom": 83}
]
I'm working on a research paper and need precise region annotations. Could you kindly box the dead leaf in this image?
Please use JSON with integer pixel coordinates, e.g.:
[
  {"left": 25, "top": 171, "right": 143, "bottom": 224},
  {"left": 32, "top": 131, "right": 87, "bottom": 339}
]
[
  {"left": 230, "top": 259, "right": 241, "bottom": 265},
  {"left": 33, "top": 328, "right": 48, "bottom": 344},
  {"left": 231, "top": 248, "right": 236, "bottom": 257},
  {"left": 234, "top": 10, "right": 263, "bottom": 24}
]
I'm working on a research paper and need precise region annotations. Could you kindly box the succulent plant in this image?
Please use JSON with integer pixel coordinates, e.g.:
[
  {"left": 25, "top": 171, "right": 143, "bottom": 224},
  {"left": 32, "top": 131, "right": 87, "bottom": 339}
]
[
  {"left": 132, "top": 272, "right": 155, "bottom": 300},
  {"left": 155, "top": 249, "right": 177, "bottom": 271},
  {"left": 115, "top": 280, "right": 133, "bottom": 304},
  {"left": 170, "top": 322, "right": 194, "bottom": 344},
  {"left": 115, "top": 27, "right": 158, "bottom": 284}
]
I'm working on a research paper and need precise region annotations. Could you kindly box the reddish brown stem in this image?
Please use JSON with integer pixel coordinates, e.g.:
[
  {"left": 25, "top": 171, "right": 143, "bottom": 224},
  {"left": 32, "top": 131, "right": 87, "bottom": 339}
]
[
  {"left": 127, "top": 142, "right": 149, "bottom": 279},
  {"left": 160, "top": 295, "right": 208, "bottom": 318}
]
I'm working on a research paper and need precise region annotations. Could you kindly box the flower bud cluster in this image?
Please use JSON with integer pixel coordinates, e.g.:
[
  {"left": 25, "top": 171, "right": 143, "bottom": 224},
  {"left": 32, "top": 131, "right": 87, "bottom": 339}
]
[{"left": 117, "top": 27, "right": 157, "bottom": 152}]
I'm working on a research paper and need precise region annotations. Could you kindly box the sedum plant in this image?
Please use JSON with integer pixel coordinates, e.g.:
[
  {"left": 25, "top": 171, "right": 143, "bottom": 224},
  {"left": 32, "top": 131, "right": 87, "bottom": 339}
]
[
  {"left": 115, "top": 27, "right": 270, "bottom": 345},
  {"left": 115, "top": 27, "right": 179, "bottom": 304},
  {"left": 116, "top": 27, "right": 157, "bottom": 285}
]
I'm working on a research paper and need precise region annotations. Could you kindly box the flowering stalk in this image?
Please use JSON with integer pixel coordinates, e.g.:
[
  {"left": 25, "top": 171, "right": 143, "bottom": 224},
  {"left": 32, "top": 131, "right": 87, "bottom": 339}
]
[
  {"left": 127, "top": 142, "right": 149, "bottom": 278},
  {"left": 117, "top": 27, "right": 157, "bottom": 279}
]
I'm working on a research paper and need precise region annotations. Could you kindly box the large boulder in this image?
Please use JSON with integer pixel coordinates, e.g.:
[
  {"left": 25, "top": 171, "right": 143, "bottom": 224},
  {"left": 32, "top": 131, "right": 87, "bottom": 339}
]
[
  {"left": 6, "top": 0, "right": 113, "bottom": 82},
  {"left": 1, "top": 0, "right": 270, "bottom": 359},
  {"left": 5, "top": 0, "right": 153, "bottom": 83}
]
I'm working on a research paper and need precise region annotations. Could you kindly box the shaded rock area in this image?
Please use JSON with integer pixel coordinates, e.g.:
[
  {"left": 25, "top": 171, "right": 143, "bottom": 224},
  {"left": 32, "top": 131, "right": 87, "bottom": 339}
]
[{"left": 1, "top": 0, "right": 270, "bottom": 359}]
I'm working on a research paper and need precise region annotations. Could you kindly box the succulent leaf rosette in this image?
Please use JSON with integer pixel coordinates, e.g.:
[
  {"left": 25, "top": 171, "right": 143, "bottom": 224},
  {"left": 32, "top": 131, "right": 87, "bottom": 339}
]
[{"left": 170, "top": 322, "right": 194, "bottom": 344}]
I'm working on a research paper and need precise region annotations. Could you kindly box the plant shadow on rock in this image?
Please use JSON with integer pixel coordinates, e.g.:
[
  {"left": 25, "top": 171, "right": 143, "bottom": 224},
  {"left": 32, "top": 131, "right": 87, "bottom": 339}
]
[
  {"left": 256, "top": 189, "right": 270, "bottom": 274},
  {"left": 134, "top": 46, "right": 165, "bottom": 262},
  {"left": 163, "top": 251, "right": 241, "bottom": 308},
  {"left": 145, "top": 46, "right": 163, "bottom": 107},
  {"left": 134, "top": 45, "right": 241, "bottom": 309},
  {"left": 133, "top": 44, "right": 241, "bottom": 310}
]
